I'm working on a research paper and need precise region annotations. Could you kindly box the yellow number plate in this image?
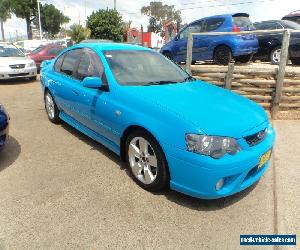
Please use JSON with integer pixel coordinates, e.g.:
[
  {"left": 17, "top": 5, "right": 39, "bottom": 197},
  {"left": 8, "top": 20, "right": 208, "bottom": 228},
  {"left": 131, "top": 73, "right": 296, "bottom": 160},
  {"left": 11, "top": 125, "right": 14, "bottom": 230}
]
[{"left": 258, "top": 149, "right": 272, "bottom": 168}]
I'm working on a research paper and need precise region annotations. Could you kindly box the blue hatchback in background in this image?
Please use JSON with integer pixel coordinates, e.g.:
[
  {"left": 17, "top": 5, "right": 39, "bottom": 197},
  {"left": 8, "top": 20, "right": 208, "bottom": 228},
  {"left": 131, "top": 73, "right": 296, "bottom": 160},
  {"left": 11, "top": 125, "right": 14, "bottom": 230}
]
[
  {"left": 40, "top": 43, "right": 275, "bottom": 199},
  {"left": 0, "top": 103, "right": 9, "bottom": 151},
  {"left": 160, "top": 13, "right": 258, "bottom": 65}
]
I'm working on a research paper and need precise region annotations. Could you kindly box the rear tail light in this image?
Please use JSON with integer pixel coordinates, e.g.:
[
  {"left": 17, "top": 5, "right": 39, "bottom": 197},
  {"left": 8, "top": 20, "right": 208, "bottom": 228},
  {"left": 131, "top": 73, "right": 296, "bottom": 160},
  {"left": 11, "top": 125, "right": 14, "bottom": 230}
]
[{"left": 232, "top": 25, "right": 241, "bottom": 32}]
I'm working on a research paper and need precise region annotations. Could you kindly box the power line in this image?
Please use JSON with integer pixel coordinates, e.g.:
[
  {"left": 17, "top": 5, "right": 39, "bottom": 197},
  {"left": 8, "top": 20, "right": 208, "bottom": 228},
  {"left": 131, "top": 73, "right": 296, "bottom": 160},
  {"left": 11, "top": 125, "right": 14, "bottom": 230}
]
[
  {"left": 119, "top": 0, "right": 277, "bottom": 15},
  {"left": 180, "top": 0, "right": 277, "bottom": 11}
]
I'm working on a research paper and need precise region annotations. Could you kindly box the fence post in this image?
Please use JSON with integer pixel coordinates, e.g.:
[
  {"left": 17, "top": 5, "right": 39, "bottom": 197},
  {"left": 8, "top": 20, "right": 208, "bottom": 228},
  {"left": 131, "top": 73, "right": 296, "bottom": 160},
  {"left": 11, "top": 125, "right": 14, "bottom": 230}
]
[
  {"left": 225, "top": 63, "right": 235, "bottom": 89},
  {"left": 186, "top": 33, "right": 193, "bottom": 74},
  {"left": 271, "top": 29, "right": 291, "bottom": 118}
]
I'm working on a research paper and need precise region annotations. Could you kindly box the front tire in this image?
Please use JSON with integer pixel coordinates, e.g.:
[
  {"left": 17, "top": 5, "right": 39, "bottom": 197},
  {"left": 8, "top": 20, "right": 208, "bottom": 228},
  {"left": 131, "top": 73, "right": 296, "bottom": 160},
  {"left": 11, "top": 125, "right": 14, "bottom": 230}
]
[
  {"left": 213, "top": 46, "right": 232, "bottom": 65},
  {"left": 125, "top": 129, "right": 169, "bottom": 192},
  {"left": 44, "top": 91, "right": 60, "bottom": 124}
]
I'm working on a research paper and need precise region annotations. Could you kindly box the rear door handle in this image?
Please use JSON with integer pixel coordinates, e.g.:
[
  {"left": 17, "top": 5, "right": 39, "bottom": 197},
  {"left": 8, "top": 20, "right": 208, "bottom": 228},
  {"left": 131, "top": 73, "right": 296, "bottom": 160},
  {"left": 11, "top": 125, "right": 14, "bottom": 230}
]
[{"left": 72, "top": 90, "right": 79, "bottom": 95}]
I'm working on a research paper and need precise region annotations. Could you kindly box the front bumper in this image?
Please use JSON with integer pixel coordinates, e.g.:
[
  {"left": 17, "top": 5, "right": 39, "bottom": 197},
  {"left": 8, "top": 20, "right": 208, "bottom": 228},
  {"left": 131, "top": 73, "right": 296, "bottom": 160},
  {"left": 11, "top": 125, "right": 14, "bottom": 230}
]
[
  {"left": 162, "top": 124, "right": 275, "bottom": 199},
  {"left": 0, "top": 66, "right": 37, "bottom": 80}
]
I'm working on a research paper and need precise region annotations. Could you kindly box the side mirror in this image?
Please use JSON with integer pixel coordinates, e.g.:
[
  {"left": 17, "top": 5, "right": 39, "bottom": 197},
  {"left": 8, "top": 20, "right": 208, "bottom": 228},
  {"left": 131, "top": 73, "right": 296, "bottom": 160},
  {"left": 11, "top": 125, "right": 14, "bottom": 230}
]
[
  {"left": 82, "top": 76, "right": 103, "bottom": 89},
  {"left": 174, "top": 35, "right": 179, "bottom": 41}
]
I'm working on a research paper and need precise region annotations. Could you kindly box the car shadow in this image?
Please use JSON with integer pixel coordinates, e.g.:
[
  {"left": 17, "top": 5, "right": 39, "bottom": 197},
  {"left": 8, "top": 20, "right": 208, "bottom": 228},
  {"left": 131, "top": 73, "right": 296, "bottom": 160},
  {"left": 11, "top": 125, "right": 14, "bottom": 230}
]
[
  {"left": 0, "top": 78, "right": 37, "bottom": 85},
  {"left": 60, "top": 121, "right": 258, "bottom": 211},
  {"left": 0, "top": 136, "right": 21, "bottom": 171}
]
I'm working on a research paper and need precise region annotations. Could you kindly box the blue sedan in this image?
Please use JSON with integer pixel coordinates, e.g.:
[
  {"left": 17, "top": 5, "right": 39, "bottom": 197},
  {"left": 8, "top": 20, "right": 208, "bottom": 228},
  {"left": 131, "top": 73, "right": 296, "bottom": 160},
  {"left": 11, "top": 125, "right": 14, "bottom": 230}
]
[
  {"left": 40, "top": 43, "right": 275, "bottom": 199},
  {"left": 0, "top": 103, "right": 9, "bottom": 151}
]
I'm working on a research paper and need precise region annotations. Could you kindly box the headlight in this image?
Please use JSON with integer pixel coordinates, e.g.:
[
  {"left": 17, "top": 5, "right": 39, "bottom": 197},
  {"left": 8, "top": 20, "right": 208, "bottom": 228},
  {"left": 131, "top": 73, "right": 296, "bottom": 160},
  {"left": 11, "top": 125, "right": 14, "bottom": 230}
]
[
  {"left": 27, "top": 61, "right": 36, "bottom": 67},
  {"left": 185, "top": 134, "right": 241, "bottom": 159}
]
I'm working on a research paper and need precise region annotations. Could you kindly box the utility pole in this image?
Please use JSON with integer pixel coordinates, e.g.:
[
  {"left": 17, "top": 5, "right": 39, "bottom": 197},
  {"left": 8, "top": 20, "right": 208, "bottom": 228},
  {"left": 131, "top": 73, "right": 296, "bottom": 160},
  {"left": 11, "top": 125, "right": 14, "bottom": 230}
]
[
  {"left": 114, "top": 0, "right": 116, "bottom": 10},
  {"left": 37, "top": 0, "right": 43, "bottom": 40},
  {"left": 84, "top": 0, "right": 87, "bottom": 26}
]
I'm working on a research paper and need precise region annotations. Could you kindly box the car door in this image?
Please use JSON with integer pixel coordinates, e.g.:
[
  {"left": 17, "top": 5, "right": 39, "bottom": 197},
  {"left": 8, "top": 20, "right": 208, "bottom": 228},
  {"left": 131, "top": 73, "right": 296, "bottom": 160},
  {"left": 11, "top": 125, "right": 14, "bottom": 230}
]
[
  {"left": 201, "top": 17, "right": 226, "bottom": 60},
  {"left": 48, "top": 48, "right": 83, "bottom": 121},
  {"left": 172, "top": 21, "right": 204, "bottom": 62},
  {"left": 74, "top": 49, "right": 119, "bottom": 143}
]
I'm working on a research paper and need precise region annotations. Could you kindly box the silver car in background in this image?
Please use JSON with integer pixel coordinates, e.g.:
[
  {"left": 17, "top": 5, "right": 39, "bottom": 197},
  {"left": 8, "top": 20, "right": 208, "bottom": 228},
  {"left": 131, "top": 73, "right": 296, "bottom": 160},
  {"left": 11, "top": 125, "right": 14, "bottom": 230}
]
[{"left": 0, "top": 43, "right": 37, "bottom": 81}]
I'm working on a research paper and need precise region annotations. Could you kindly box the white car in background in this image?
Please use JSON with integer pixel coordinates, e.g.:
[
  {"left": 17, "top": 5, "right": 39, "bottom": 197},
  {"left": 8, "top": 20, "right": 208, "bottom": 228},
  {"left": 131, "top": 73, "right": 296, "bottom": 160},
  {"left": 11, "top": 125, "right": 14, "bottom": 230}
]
[
  {"left": 14, "top": 40, "right": 49, "bottom": 54},
  {"left": 0, "top": 43, "right": 37, "bottom": 81}
]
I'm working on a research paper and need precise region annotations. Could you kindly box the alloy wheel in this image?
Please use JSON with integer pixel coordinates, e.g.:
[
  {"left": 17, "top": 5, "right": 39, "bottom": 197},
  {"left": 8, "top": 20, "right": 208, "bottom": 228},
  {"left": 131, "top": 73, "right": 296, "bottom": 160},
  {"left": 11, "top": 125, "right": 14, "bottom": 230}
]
[
  {"left": 45, "top": 93, "right": 55, "bottom": 119},
  {"left": 128, "top": 137, "right": 158, "bottom": 185}
]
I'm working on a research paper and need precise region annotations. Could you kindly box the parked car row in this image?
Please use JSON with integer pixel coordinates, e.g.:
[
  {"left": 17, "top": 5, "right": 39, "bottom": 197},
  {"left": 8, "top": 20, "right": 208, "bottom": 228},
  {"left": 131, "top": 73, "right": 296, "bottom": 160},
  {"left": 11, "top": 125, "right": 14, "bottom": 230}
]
[{"left": 160, "top": 13, "right": 300, "bottom": 65}]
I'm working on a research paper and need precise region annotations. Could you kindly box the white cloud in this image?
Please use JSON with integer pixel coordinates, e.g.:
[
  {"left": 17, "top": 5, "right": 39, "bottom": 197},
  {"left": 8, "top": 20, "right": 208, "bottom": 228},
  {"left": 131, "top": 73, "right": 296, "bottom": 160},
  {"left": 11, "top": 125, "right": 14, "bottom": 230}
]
[{"left": 1, "top": 0, "right": 299, "bottom": 40}]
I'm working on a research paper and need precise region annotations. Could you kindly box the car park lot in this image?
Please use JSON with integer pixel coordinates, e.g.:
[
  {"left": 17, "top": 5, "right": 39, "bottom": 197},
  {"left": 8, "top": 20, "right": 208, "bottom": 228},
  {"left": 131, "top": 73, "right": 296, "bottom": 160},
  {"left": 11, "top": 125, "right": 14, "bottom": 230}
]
[{"left": 0, "top": 77, "right": 299, "bottom": 249}]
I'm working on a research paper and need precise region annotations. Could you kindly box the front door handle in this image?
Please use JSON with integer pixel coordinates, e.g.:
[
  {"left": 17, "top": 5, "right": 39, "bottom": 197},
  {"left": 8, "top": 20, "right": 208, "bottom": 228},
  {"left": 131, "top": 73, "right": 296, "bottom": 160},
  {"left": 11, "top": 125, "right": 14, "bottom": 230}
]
[{"left": 72, "top": 90, "right": 79, "bottom": 95}]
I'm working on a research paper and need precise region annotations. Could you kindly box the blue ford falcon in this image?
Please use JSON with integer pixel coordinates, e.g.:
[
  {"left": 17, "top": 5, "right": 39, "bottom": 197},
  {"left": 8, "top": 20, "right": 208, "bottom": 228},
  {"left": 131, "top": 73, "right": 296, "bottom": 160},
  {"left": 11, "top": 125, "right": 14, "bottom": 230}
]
[
  {"left": 40, "top": 43, "right": 275, "bottom": 199},
  {"left": 0, "top": 103, "right": 9, "bottom": 151}
]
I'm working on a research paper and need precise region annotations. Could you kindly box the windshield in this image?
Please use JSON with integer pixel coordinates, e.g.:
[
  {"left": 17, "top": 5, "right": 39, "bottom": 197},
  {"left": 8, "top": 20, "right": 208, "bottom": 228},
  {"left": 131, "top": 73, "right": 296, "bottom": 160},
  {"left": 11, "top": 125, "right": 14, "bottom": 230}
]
[
  {"left": 281, "top": 20, "right": 300, "bottom": 30},
  {"left": 103, "top": 50, "right": 191, "bottom": 86},
  {"left": 0, "top": 44, "right": 24, "bottom": 57}
]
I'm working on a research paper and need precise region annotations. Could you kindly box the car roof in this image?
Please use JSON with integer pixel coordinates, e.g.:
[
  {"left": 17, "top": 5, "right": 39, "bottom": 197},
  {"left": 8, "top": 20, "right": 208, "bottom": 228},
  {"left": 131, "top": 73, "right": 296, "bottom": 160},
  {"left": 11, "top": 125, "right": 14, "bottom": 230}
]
[
  {"left": 189, "top": 13, "right": 250, "bottom": 25},
  {"left": 70, "top": 42, "right": 151, "bottom": 51}
]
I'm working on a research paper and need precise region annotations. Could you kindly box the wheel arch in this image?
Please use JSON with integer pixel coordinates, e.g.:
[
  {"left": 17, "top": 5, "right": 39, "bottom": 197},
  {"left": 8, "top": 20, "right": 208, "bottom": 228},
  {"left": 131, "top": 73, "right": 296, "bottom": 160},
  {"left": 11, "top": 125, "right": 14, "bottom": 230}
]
[
  {"left": 120, "top": 124, "right": 171, "bottom": 184},
  {"left": 120, "top": 125, "right": 156, "bottom": 161}
]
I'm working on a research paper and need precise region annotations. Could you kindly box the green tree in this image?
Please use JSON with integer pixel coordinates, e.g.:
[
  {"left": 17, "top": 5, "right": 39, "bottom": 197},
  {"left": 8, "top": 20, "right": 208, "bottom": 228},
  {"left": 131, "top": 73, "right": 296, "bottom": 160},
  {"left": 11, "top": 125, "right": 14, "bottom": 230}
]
[
  {"left": 0, "top": 0, "right": 11, "bottom": 41},
  {"left": 68, "top": 24, "right": 91, "bottom": 44},
  {"left": 87, "top": 9, "right": 124, "bottom": 42},
  {"left": 141, "top": 1, "right": 182, "bottom": 36},
  {"left": 40, "top": 4, "right": 70, "bottom": 38},
  {"left": 10, "top": 0, "right": 37, "bottom": 39}
]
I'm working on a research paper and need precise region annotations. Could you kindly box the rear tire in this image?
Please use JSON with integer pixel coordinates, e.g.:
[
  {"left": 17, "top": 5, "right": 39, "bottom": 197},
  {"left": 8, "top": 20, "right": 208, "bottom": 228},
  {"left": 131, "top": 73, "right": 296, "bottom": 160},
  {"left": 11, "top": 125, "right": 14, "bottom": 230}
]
[
  {"left": 235, "top": 54, "right": 253, "bottom": 64},
  {"left": 213, "top": 46, "right": 232, "bottom": 65},
  {"left": 44, "top": 91, "right": 60, "bottom": 124},
  {"left": 125, "top": 129, "right": 169, "bottom": 192},
  {"left": 291, "top": 57, "right": 300, "bottom": 65}
]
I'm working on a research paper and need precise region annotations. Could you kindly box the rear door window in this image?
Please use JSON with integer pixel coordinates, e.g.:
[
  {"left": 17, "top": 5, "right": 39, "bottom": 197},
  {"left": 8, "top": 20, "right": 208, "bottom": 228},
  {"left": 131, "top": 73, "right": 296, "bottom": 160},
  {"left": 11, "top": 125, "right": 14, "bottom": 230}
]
[
  {"left": 76, "top": 49, "right": 104, "bottom": 81},
  {"left": 48, "top": 47, "right": 63, "bottom": 55},
  {"left": 60, "top": 49, "right": 82, "bottom": 77},
  {"left": 204, "top": 18, "right": 225, "bottom": 32},
  {"left": 54, "top": 54, "right": 65, "bottom": 72},
  {"left": 233, "top": 16, "right": 254, "bottom": 28}
]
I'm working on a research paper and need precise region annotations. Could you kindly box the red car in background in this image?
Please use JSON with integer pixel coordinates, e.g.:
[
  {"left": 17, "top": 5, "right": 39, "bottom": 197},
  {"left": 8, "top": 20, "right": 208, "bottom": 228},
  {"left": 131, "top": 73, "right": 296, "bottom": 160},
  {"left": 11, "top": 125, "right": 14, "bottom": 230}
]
[{"left": 29, "top": 44, "right": 64, "bottom": 71}]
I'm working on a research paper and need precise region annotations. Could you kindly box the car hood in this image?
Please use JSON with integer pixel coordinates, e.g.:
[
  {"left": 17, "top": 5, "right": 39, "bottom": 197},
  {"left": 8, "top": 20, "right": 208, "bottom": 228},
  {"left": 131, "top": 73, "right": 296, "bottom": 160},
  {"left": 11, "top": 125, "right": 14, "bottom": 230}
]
[
  {"left": 127, "top": 81, "right": 268, "bottom": 138},
  {"left": 0, "top": 57, "right": 33, "bottom": 65}
]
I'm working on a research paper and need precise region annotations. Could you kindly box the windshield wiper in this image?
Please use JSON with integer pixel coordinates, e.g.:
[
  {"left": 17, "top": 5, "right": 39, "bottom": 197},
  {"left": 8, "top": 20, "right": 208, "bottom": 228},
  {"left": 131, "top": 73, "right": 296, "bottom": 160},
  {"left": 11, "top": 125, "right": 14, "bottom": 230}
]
[{"left": 143, "top": 80, "right": 179, "bottom": 86}]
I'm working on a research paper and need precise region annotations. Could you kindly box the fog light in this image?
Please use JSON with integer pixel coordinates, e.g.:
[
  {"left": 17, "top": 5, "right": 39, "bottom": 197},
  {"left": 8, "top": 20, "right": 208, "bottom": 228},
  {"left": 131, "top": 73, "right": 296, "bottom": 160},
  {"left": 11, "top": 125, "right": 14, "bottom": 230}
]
[{"left": 215, "top": 178, "right": 225, "bottom": 191}]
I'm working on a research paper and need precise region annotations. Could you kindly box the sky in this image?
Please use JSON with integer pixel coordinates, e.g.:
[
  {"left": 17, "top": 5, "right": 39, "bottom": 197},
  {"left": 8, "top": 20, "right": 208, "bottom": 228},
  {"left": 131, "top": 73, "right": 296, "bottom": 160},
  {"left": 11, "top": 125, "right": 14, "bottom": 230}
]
[{"left": 1, "top": 0, "right": 299, "bottom": 39}]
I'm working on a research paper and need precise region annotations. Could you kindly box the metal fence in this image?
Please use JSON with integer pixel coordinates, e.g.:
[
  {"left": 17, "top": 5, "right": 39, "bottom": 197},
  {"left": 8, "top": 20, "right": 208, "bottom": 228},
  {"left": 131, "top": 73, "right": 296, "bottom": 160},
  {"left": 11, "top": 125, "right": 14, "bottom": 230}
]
[{"left": 185, "top": 29, "right": 300, "bottom": 118}]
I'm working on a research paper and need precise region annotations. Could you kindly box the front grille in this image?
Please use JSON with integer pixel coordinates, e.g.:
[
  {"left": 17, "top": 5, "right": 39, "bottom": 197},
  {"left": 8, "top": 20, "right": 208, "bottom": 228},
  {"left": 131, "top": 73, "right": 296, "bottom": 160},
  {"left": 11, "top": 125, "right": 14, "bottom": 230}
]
[
  {"left": 9, "top": 64, "right": 25, "bottom": 69},
  {"left": 8, "top": 73, "right": 29, "bottom": 77},
  {"left": 244, "top": 128, "right": 267, "bottom": 147}
]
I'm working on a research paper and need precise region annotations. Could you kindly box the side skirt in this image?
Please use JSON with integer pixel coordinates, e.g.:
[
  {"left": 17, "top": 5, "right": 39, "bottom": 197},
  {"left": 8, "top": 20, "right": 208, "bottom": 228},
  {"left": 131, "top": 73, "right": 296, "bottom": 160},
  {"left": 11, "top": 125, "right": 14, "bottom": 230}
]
[{"left": 59, "top": 111, "right": 120, "bottom": 156}]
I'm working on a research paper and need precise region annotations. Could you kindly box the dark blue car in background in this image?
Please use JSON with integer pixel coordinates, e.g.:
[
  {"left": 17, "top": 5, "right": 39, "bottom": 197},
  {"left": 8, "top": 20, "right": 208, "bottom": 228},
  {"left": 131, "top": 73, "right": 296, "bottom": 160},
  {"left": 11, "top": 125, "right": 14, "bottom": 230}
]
[
  {"left": 160, "top": 13, "right": 258, "bottom": 65},
  {"left": 0, "top": 103, "right": 9, "bottom": 151}
]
